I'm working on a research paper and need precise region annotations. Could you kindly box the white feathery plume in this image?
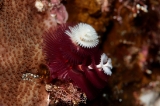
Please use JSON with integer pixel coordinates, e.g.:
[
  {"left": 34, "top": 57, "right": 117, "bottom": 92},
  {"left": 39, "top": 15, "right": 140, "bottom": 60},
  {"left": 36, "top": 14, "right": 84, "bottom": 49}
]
[
  {"left": 65, "top": 23, "right": 99, "bottom": 48},
  {"left": 96, "top": 53, "right": 112, "bottom": 75}
]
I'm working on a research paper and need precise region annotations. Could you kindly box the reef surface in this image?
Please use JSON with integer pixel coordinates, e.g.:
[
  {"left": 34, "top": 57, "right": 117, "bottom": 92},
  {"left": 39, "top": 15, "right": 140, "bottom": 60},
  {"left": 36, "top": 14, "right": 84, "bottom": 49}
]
[{"left": 0, "top": 0, "right": 56, "bottom": 105}]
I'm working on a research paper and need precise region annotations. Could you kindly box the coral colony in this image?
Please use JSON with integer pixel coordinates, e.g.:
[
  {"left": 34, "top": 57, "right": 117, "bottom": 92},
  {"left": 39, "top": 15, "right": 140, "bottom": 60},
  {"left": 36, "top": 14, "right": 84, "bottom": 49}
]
[{"left": 43, "top": 23, "right": 112, "bottom": 101}]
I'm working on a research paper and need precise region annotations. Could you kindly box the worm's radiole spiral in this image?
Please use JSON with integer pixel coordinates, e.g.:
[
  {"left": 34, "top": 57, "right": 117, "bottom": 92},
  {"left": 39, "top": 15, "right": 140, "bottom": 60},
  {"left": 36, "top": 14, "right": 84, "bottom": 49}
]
[{"left": 65, "top": 23, "right": 99, "bottom": 48}]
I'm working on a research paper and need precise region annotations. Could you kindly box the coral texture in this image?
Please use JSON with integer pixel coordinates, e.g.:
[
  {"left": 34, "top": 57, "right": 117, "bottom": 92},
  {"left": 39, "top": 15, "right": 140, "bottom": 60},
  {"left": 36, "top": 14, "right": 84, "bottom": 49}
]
[
  {"left": 65, "top": 0, "right": 109, "bottom": 33},
  {"left": 0, "top": 0, "right": 67, "bottom": 105},
  {"left": 46, "top": 81, "right": 87, "bottom": 105},
  {"left": 43, "top": 23, "right": 112, "bottom": 100}
]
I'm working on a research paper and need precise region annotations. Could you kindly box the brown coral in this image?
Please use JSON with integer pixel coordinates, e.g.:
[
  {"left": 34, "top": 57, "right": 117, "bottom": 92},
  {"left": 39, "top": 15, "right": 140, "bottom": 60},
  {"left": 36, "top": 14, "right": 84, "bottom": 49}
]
[
  {"left": 0, "top": 0, "right": 57, "bottom": 105},
  {"left": 65, "top": 0, "right": 109, "bottom": 34}
]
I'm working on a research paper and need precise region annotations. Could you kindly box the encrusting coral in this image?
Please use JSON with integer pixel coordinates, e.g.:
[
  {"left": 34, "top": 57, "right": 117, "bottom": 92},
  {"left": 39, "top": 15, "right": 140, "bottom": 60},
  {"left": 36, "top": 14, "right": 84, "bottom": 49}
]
[
  {"left": 43, "top": 23, "right": 112, "bottom": 100},
  {"left": 65, "top": 0, "right": 110, "bottom": 34},
  {"left": 0, "top": 0, "right": 68, "bottom": 105}
]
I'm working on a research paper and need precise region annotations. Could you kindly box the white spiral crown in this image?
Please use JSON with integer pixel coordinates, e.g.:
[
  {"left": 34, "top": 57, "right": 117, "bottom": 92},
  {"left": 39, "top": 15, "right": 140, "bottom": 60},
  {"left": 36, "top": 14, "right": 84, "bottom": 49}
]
[{"left": 65, "top": 23, "right": 99, "bottom": 48}]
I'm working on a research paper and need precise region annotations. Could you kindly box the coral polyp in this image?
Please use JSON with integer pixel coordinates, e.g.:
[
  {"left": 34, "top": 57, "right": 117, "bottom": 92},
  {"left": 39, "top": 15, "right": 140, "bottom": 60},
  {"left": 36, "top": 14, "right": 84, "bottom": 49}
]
[{"left": 43, "top": 23, "right": 112, "bottom": 100}]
